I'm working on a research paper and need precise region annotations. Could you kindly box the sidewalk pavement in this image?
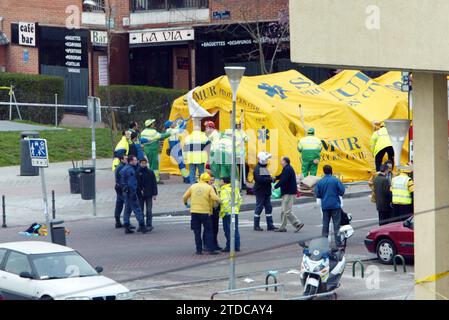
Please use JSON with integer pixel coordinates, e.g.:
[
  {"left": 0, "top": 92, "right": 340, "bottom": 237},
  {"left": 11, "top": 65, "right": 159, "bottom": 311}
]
[
  {"left": 0, "top": 120, "right": 62, "bottom": 132},
  {"left": 0, "top": 159, "right": 371, "bottom": 227}
]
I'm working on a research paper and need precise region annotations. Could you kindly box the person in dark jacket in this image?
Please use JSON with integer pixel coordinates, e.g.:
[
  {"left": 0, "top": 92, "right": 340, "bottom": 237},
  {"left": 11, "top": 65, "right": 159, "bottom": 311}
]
[
  {"left": 114, "top": 155, "right": 128, "bottom": 229},
  {"left": 373, "top": 164, "right": 392, "bottom": 226},
  {"left": 121, "top": 155, "right": 149, "bottom": 234},
  {"left": 314, "top": 165, "right": 345, "bottom": 248},
  {"left": 274, "top": 157, "right": 304, "bottom": 233},
  {"left": 136, "top": 158, "right": 158, "bottom": 231},
  {"left": 253, "top": 152, "right": 278, "bottom": 231}
]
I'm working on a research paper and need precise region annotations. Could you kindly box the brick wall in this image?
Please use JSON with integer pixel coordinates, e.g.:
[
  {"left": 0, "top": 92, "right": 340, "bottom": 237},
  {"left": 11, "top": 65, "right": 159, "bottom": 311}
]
[{"left": 0, "top": 0, "right": 85, "bottom": 74}]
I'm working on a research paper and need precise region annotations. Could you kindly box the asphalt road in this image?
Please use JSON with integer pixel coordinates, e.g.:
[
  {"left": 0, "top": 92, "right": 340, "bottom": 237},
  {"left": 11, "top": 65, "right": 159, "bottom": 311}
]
[{"left": 0, "top": 196, "right": 415, "bottom": 299}]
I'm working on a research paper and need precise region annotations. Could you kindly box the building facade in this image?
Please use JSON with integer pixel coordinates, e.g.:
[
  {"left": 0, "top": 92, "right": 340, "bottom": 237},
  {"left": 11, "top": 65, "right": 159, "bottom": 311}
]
[{"left": 0, "top": 0, "right": 293, "bottom": 105}]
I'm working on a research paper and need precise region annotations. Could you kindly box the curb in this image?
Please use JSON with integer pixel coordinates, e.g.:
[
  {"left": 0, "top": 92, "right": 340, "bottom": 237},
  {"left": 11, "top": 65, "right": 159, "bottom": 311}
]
[{"left": 152, "top": 190, "right": 371, "bottom": 217}]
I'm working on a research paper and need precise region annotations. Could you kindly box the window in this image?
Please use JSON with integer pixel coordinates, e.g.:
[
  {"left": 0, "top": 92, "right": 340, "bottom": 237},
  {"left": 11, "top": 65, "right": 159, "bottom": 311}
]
[
  {"left": 0, "top": 249, "right": 6, "bottom": 267},
  {"left": 131, "top": 0, "right": 208, "bottom": 12},
  {"left": 4, "top": 252, "right": 32, "bottom": 276},
  {"left": 83, "top": 0, "right": 105, "bottom": 12}
]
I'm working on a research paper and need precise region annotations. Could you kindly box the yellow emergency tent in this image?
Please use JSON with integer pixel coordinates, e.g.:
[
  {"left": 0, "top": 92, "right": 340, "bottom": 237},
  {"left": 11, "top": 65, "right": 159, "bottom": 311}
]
[{"left": 160, "top": 70, "right": 409, "bottom": 182}]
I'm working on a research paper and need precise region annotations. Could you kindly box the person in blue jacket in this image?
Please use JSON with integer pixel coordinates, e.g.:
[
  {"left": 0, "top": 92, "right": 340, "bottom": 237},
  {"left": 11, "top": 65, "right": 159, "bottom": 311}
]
[
  {"left": 314, "top": 165, "right": 346, "bottom": 248},
  {"left": 120, "top": 155, "right": 149, "bottom": 234},
  {"left": 114, "top": 155, "right": 128, "bottom": 229}
]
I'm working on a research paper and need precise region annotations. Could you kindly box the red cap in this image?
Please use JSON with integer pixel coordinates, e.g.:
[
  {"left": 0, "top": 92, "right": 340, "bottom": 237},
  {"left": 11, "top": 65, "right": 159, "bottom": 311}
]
[{"left": 204, "top": 121, "right": 215, "bottom": 129}]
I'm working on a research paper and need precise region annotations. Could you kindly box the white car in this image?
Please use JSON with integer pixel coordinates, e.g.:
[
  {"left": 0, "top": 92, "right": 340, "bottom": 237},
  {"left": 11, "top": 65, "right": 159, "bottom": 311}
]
[{"left": 0, "top": 241, "right": 133, "bottom": 300}]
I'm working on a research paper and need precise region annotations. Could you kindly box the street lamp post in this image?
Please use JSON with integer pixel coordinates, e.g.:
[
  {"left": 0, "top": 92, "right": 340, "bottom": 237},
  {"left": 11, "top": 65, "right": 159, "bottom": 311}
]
[{"left": 224, "top": 66, "right": 245, "bottom": 290}]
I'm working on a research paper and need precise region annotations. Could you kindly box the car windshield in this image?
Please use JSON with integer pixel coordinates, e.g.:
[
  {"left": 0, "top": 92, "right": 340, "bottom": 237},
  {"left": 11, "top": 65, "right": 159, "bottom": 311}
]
[
  {"left": 308, "top": 237, "right": 329, "bottom": 261},
  {"left": 30, "top": 251, "right": 98, "bottom": 280}
]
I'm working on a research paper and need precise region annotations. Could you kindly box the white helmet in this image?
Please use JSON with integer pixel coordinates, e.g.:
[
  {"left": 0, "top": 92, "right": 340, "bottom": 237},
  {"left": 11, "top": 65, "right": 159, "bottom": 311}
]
[
  {"left": 257, "top": 152, "right": 272, "bottom": 165},
  {"left": 339, "top": 225, "right": 354, "bottom": 239}
]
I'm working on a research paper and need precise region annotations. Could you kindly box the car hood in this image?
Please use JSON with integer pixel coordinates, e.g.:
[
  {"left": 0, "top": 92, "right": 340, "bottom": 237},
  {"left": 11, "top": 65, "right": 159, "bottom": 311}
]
[
  {"left": 368, "top": 221, "right": 405, "bottom": 234},
  {"left": 36, "top": 275, "right": 129, "bottom": 299}
]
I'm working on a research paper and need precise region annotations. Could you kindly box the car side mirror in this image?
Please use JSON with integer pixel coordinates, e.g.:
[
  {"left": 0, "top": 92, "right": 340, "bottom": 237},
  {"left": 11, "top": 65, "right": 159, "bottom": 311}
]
[
  {"left": 298, "top": 241, "right": 307, "bottom": 248},
  {"left": 403, "top": 220, "right": 411, "bottom": 229},
  {"left": 95, "top": 266, "right": 103, "bottom": 274},
  {"left": 19, "top": 272, "right": 34, "bottom": 279}
]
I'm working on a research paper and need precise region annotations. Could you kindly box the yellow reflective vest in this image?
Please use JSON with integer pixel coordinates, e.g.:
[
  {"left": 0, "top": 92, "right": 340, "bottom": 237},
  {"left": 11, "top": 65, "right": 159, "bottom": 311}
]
[
  {"left": 183, "top": 131, "right": 210, "bottom": 164},
  {"left": 112, "top": 136, "right": 129, "bottom": 171},
  {"left": 298, "top": 136, "right": 322, "bottom": 152},
  {"left": 391, "top": 174, "right": 413, "bottom": 205},
  {"left": 370, "top": 127, "right": 393, "bottom": 156},
  {"left": 219, "top": 184, "right": 242, "bottom": 218}
]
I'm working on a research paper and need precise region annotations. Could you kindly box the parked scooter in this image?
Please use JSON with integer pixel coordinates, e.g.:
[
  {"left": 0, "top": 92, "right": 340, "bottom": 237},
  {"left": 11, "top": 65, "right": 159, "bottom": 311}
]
[{"left": 299, "top": 212, "right": 354, "bottom": 298}]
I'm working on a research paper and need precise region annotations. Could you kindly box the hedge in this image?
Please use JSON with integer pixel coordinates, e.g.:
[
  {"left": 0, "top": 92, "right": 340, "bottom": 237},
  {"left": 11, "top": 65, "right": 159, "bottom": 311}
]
[
  {"left": 0, "top": 73, "right": 64, "bottom": 125},
  {"left": 98, "top": 85, "right": 187, "bottom": 131}
]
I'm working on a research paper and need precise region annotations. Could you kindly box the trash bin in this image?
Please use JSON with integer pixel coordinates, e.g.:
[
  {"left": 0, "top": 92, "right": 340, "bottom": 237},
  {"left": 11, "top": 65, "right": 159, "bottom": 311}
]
[
  {"left": 68, "top": 168, "right": 82, "bottom": 194},
  {"left": 80, "top": 166, "right": 95, "bottom": 200},
  {"left": 50, "top": 220, "right": 66, "bottom": 246},
  {"left": 20, "top": 131, "right": 40, "bottom": 176}
]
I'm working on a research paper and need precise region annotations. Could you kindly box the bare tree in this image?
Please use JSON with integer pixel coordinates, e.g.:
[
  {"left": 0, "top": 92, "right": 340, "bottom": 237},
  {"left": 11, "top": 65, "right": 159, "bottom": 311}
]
[{"left": 238, "top": 1, "right": 290, "bottom": 74}]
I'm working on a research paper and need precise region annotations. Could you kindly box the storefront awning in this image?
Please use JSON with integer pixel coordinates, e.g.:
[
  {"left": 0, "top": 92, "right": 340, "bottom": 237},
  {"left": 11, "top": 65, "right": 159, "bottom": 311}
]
[{"left": 0, "top": 32, "right": 9, "bottom": 46}]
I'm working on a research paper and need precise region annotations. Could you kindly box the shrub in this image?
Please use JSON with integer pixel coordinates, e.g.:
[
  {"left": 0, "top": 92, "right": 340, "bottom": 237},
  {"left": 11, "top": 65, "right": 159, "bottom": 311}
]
[
  {"left": 98, "top": 85, "right": 186, "bottom": 131},
  {"left": 0, "top": 73, "right": 64, "bottom": 124}
]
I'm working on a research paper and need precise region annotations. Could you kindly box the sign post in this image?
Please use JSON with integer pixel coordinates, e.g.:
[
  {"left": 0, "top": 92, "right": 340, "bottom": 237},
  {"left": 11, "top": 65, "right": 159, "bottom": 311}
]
[
  {"left": 29, "top": 138, "right": 51, "bottom": 242},
  {"left": 88, "top": 97, "right": 101, "bottom": 217}
]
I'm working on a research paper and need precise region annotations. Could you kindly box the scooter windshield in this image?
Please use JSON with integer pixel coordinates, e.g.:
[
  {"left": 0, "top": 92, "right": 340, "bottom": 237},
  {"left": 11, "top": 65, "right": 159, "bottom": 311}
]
[{"left": 308, "top": 237, "right": 329, "bottom": 261}]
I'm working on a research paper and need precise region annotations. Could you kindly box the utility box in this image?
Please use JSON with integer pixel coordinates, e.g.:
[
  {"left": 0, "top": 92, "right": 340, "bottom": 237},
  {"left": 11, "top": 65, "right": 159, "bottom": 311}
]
[
  {"left": 68, "top": 168, "right": 82, "bottom": 194},
  {"left": 20, "top": 131, "right": 39, "bottom": 176},
  {"left": 80, "top": 166, "right": 95, "bottom": 200}
]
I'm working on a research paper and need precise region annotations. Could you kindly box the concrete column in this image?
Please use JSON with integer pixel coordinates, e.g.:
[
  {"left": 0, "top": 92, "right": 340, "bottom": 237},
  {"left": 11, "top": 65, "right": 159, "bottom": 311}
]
[{"left": 414, "top": 73, "right": 449, "bottom": 300}]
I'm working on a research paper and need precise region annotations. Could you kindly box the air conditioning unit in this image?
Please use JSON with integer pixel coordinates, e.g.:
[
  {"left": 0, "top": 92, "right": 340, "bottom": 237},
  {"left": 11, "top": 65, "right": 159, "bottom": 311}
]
[{"left": 123, "top": 17, "right": 130, "bottom": 27}]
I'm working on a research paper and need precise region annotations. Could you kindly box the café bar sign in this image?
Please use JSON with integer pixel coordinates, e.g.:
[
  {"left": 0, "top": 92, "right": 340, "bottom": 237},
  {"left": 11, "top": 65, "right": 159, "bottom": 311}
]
[
  {"left": 130, "top": 28, "right": 194, "bottom": 45},
  {"left": 19, "top": 22, "right": 37, "bottom": 47}
]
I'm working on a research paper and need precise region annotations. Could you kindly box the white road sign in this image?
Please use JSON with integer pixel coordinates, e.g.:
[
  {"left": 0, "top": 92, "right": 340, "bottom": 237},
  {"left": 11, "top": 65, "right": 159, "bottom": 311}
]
[{"left": 29, "top": 138, "right": 49, "bottom": 167}]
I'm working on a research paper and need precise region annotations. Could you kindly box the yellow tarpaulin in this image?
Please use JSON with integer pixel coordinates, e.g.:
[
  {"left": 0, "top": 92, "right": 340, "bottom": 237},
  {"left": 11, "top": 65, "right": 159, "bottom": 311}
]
[{"left": 160, "top": 70, "right": 409, "bottom": 182}]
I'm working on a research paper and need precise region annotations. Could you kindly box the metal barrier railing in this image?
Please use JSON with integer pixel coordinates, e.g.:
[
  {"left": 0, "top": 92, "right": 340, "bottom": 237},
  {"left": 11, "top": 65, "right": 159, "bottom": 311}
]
[
  {"left": 289, "top": 291, "right": 337, "bottom": 300},
  {"left": 211, "top": 283, "right": 286, "bottom": 300},
  {"left": 352, "top": 260, "right": 365, "bottom": 278},
  {"left": 393, "top": 255, "right": 407, "bottom": 273}
]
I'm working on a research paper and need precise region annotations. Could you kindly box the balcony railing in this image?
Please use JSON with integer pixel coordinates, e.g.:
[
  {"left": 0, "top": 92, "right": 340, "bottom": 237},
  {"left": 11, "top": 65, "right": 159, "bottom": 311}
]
[
  {"left": 83, "top": 0, "right": 106, "bottom": 12},
  {"left": 131, "top": 0, "right": 208, "bottom": 12}
]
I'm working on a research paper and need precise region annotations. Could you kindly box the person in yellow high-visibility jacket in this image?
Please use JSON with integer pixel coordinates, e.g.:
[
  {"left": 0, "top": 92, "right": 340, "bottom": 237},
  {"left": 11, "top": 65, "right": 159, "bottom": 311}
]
[
  {"left": 140, "top": 119, "right": 170, "bottom": 183},
  {"left": 391, "top": 168, "right": 414, "bottom": 223},
  {"left": 298, "top": 128, "right": 322, "bottom": 177},
  {"left": 370, "top": 121, "right": 394, "bottom": 171},
  {"left": 220, "top": 177, "right": 242, "bottom": 252},
  {"left": 112, "top": 130, "right": 130, "bottom": 171},
  {"left": 184, "top": 122, "right": 210, "bottom": 184}
]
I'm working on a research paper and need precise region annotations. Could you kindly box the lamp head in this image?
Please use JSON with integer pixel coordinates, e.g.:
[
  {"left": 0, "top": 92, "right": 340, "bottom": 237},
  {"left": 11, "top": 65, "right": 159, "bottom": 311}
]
[{"left": 225, "top": 66, "right": 245, "bottom": 98}]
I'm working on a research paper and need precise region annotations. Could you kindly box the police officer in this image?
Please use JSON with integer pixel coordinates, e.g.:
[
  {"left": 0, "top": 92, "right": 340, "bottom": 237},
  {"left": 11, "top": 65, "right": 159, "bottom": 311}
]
[
  {"left": 140, "top": 119, "right": 171, "bottom": 183},
  {"left": 120, "top": 155, "right": 149, "bottom": 234},
  {"left": 114, "top": 155, "right": 129, "bottom": 229},
  {"left": 184, "top": 121, "right": 210, "bottom": 184},
  {"left": 391, "top": 168, "right": 414, "bottom": 222},
  {"left": 370, "top": 121, "right": 394, "bottom": 171},
  {"left": 166, "top": 119, "right": 190, "bottom": 183},
  {"left": 298, "top": 128, "right": 322, "bottom": 177},
  {"left": 112, "top": 130, "right": 130, "bottom": 171}
]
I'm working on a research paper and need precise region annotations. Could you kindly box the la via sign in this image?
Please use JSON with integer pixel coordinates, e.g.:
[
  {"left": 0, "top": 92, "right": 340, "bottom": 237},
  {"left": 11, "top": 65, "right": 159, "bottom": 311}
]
[{"left": 131, "top": 29, "right": 194, "bottom": 44}]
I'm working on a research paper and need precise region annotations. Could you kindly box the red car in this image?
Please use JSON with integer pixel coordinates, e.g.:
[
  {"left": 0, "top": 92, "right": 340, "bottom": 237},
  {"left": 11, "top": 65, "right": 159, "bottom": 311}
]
[{"left": 364, "top": 217, "right": 414, "bottom": 264}]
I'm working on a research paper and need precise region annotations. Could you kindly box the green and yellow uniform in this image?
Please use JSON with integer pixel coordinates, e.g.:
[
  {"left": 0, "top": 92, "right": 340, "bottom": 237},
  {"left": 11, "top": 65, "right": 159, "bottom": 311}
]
[
  {"left": 140, "top": 119, "right": 170, "bottom": 182},
  {"left": 298, "top": 133, "right": 322, "bottom": 177}
]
